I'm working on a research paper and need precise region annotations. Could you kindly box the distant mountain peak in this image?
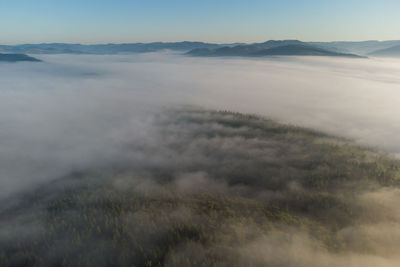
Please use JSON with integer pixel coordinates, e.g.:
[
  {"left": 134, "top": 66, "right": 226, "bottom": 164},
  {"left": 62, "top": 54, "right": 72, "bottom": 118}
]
[{"left": 260, "top": 39, "right": 305, "bottom": 46}]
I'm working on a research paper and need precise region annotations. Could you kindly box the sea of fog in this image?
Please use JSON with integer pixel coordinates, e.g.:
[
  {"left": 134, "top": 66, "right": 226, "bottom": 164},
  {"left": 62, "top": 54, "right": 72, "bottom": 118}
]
[{"left": 1, "top": 53, "right": 400, "bottom": 199}]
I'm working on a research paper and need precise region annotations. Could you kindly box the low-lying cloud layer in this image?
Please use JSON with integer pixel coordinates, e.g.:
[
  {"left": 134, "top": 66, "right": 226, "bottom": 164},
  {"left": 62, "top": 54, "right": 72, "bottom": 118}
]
[
  {"left": 1, "top": 53, "right": 400, "bottom": 266},
  {"left": 1, "top": 53, "right": 400, "bottom": 199}
]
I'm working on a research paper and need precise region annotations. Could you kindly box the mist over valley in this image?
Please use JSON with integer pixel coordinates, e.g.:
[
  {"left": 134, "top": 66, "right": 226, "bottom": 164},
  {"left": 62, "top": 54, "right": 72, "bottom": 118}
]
[{"left": 1, "top": 52, "right": 400, "bottom": 266}]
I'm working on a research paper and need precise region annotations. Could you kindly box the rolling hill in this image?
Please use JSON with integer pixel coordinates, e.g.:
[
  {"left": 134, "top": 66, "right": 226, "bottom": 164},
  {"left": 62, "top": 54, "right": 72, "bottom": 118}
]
[
  {"left": 187, "top": 43, "right": 364, "bottom": 58},
  {"left": 369, "top": 44, "right": 400, "bottom": 57},
  {"left": 310, "top": 40, "right": 400, "bottom": 55},
  {"left": 1, "top": 108, "right": 399, "bottom": 267},
  {"left": 0, "top": 53, "right": 41, "bottom": 62}
]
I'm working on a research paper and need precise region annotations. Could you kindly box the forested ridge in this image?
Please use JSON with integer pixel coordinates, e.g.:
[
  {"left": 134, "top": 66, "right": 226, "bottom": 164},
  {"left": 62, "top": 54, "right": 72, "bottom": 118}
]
[{"left": 2, "top": 109, "right": 400, "bottom": 266}]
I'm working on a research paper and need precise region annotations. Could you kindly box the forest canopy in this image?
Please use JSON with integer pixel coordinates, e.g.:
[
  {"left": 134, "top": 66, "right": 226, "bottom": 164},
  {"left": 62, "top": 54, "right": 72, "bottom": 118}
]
[{"left": 2, "top": 108, "right": 400, "bottom": 267}]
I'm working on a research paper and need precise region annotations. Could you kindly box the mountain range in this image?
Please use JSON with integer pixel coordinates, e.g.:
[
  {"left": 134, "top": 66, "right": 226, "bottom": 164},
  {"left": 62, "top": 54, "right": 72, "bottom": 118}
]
[
  {"left": 0, "top": 42, "right": 223, "bottom": 55},
  {"left": 1, "top": 40, "right": 400, "bottom": 58},
  {"left": 187, "top": 43, "right": 364, "bottom": 58}
]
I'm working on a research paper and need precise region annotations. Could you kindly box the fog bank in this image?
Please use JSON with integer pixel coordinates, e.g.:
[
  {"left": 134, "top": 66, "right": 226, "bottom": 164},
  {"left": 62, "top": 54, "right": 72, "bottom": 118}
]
[{"left": 1, "top": 53, "right": 400, "bottom": 198}]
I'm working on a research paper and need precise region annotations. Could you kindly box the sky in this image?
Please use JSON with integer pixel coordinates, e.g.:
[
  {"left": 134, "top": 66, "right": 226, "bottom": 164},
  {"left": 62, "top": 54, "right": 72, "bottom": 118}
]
[{"left": 0, "top": 0, "right": 399, "bottom": 44}]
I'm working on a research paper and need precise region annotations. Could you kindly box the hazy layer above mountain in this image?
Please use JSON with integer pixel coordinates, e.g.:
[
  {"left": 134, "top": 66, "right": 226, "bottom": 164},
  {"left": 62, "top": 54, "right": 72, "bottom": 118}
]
[
  {"left": 0, "top": 53, "right": 41, "bottom": 62},
  {"left": 369, "top": 45, "right": 400, "bottom": 57},
  {"left": 188, "top": 43, "right": 364, "bottom": 58}
]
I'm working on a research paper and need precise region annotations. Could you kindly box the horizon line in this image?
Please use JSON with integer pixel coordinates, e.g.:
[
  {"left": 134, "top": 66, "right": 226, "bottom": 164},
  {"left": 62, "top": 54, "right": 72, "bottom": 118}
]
[{"left": 1, "top": 39, "right": 400, "bottom": 46}]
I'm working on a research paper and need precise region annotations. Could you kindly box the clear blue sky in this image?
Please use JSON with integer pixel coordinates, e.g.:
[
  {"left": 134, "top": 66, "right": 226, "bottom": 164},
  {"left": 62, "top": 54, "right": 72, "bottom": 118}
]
[{"left": 0, "top": 0, "right": 399, "bottom": 44}]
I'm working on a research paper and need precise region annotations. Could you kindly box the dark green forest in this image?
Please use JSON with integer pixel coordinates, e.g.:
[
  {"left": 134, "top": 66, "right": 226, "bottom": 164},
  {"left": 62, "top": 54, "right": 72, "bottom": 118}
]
[{"left": 1, "top": 109, "right": 400, "bottom": 266}]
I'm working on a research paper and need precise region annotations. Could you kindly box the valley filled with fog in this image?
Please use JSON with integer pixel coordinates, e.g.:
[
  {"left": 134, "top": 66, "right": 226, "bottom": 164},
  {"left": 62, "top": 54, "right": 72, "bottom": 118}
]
[
  {"left": 1, "top": 53, "right": 400, "bottom": 198},
  {"left": 2, "top": 53, "right": 400, "bottom": 266}
]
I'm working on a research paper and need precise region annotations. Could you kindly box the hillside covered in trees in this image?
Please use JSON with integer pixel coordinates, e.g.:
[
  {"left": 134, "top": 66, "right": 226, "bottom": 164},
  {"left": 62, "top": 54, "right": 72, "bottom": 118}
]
[
  {"left": 0, "top": 53, "right": 41, "bottom": 62},
  {"left": 1, "top": 108, "right": 400, "bottom": 267}
]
